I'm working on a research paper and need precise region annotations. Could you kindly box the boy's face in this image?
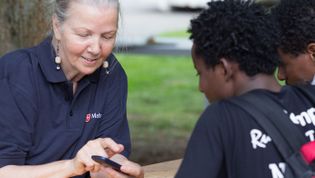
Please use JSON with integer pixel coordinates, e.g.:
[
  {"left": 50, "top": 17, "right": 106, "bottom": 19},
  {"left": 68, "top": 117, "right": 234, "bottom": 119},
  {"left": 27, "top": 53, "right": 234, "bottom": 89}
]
[
  {"left": 192, "top": 45, "right": 234, "bottom": 102},
  {"left": 277, "top": 48, "right": 315, "bottom": 85}
]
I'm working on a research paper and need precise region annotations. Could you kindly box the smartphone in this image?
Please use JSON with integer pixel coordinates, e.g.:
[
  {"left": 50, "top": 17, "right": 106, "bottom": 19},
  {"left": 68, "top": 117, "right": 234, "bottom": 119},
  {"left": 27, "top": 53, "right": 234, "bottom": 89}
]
[{"left": 91, "top": 155, "right": 122, "bottom": 172}]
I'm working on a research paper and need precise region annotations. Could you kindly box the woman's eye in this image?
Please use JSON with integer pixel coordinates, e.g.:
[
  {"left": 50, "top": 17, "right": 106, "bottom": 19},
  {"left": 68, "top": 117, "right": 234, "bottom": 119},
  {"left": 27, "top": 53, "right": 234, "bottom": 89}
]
[
  {"left": 102, "top": 35, "right": 114, "bottom": 40},
  {"left": 102, "top": 33, "right": 116, "bottom": 40},
  {"left": 78, "top": 34, "right": 89, "bottom": 37}
]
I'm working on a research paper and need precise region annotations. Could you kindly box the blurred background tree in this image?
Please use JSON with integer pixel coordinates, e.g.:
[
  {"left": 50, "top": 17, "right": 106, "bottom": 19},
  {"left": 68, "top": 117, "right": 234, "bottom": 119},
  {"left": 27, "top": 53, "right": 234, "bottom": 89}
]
[{"left": 0, "top": 0, "right": 49, "bottom": 55}]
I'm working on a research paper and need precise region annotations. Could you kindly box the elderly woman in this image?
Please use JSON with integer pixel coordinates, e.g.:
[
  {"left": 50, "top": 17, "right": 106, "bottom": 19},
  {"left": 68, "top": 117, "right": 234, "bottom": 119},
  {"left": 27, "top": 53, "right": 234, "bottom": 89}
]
[{"left": 0, "top": 0, "right": 143, "bottom": 177}]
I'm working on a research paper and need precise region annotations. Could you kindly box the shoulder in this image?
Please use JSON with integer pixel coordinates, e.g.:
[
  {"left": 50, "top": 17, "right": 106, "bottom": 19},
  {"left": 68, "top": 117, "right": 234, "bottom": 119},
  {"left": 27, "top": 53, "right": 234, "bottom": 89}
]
[
  {"left": 284, "top": 84, "right": 315, "bottom": 95},
  {"left": 0, "top": 37, "right": 55, "bottom": 78},
  {"left": 0, "top": 49, "right": 39, "bottom": 107},
  {"left": 0, "top": 48, "right": 34, "bottom": 65},
  {"left": 197, "top": 91, "right": 273, "bottom": 130},
  {"left": 200, "top": 100, "right": 245, "bottom": 121},
  {"left": 95, "top": 54, "right": 128, "bottom": 101},
  {"left": 197, "top": 100, "right": 247, "bottom": 131},
  {"left": 0, "top": 43, "right": 47, "bottom": 98},
  {"left": 276, "top": 85, "right": 315, "bottom": 106},
  {"left": 108, "top": 54, "right": 126, "bottom": 75},
  {"left": 0, "top": 48, "right": 37, "bottom": 78},
  {"left": 99, "top": 53, "right": 127, "bottom": 83}
]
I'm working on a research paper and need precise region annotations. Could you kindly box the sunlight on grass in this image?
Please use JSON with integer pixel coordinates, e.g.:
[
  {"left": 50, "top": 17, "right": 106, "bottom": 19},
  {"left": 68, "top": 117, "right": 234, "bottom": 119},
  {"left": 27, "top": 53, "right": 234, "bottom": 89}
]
[{"left": 159, "top": 30, "right": 190, "bottom": 38}]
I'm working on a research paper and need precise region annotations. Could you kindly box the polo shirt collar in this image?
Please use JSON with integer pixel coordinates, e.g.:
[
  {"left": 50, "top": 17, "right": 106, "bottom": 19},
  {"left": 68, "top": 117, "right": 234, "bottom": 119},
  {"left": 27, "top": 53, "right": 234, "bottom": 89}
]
[
  {"left": 83, "top": 67, "right": 101, "bottom": 84},
  {"left": 35, "top": 36, "right": 101, "bottom": 84}
]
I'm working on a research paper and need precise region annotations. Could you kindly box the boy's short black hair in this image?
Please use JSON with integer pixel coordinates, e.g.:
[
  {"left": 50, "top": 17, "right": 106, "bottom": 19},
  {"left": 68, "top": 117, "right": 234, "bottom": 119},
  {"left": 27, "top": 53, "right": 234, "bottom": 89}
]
[
  {"left": 189, "top": 0, "right": 279, "bottom": 77},
  {"left": 272, "top": 0, "right": 315, "bottom": 56}
]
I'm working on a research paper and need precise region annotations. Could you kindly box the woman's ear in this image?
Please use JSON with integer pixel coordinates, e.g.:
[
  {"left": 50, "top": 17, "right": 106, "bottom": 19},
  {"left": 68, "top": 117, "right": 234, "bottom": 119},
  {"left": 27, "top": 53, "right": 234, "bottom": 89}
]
[
  {"left": 52, "top": 15, "right": 62, "bottom": 40},
  {"left": 219, "top": 58, "right": 234, "bottom": 81},
  {"left": 306, "top": 43, "right": 315, "bottom": 61}
]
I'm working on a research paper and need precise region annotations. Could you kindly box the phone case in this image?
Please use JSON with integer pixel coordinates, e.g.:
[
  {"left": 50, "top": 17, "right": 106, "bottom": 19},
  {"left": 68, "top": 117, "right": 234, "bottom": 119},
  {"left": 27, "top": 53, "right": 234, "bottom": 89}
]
[{"left": 91, "top": 155, "right": 122, "bottom": 171}]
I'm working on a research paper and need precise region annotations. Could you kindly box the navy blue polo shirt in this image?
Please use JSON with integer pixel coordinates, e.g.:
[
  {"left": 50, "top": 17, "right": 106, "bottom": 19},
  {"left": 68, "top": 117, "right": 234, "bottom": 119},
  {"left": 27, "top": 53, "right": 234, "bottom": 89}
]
[{"left": 0, "top": 37, "right": 131, "bottom": 168}]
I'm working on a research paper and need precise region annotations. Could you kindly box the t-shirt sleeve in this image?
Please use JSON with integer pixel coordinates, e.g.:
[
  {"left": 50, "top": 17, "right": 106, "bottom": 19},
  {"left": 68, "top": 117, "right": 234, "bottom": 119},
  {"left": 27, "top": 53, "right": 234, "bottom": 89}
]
[
  {"left": 175, "top": 103, "right": 226, "bottom": 178},
  {"left": 95, "top": 61, "right": 131, "bottom": 157},
  {"left": 0, "top": 78, "right": 35, "bottom": 167}
]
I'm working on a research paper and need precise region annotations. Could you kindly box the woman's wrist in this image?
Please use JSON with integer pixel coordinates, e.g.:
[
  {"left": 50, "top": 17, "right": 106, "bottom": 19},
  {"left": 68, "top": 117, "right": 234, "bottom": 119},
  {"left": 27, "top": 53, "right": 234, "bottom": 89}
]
[{"left": 63, "top": 159, "right": 81, "bottom": 177}]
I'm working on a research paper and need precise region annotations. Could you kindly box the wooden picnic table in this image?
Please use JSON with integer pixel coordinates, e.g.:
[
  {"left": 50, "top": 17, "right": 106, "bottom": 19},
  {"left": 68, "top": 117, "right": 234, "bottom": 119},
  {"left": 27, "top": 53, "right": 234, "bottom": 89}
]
[{"left": 143, "top": 159, "right": 182, "bottom": 178}]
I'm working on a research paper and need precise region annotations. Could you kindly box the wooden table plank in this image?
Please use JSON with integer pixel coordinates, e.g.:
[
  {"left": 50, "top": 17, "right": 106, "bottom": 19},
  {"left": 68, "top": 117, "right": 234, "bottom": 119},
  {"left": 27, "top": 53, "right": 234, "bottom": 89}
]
[{"left": 143, "top": 159, "right": 182, "bottom": 178}]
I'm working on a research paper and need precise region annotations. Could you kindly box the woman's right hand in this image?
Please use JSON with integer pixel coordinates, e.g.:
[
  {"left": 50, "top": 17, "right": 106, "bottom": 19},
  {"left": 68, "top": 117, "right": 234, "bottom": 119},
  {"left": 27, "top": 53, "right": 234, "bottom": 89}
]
[
  {"left": 90, "top": 154, "right": 144, "bottom": 178},
  {"left": 69, "top": 138, "right": 124, "bottom": 176}
]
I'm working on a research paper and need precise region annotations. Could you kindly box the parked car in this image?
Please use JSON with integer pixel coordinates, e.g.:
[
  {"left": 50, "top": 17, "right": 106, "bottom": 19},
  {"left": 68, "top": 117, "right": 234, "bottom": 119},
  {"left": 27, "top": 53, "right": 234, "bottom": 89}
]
[{"left": 156, "top": 0, "right": 210, "bottom": 11}]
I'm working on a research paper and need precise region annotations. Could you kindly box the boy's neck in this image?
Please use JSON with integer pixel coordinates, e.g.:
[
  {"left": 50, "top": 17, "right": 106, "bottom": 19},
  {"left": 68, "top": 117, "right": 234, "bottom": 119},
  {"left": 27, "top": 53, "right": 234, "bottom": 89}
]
[{"left": 234, "top": 73, "right": 282, "bottom": 96}]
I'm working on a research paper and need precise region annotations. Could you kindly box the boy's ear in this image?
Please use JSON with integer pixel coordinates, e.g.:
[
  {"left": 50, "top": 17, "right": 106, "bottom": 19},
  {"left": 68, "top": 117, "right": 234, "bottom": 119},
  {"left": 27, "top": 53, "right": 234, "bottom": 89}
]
[
  {"left": 306, "top": 43, "right": 315, "bottom": 61},
  {"left": 219, "top": 58, "right": 234, "bottom": 81}
]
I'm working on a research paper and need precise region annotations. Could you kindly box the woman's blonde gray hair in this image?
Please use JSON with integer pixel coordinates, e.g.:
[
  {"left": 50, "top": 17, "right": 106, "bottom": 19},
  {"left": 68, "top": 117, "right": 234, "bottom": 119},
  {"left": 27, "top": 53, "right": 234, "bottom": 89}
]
[{"left": 52, "top": 0, "right": 120, "bottom": 23}]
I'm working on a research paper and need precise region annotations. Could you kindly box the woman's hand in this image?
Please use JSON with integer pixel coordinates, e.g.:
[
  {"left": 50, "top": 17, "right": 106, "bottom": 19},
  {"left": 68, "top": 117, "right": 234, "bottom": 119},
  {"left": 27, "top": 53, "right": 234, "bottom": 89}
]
[
  {"left": 91, "top": 154, "right": 144, "bottom": 178},
  {"left": 69, "top": 138, "right": 124, "bottom": 176}
]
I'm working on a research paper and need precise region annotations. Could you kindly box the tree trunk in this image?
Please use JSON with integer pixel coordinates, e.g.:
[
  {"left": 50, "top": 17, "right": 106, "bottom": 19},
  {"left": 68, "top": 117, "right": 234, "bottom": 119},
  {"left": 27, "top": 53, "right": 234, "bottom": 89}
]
[{"left": 0, "top": 0, "right": 49, "bottom": 56}]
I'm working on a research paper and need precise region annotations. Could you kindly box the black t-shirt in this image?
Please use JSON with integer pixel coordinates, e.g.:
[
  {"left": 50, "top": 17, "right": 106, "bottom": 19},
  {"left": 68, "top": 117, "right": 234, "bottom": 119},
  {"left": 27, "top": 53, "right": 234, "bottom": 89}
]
[{"left": 176, "top": 86, "right": 315, "bottom": 178}]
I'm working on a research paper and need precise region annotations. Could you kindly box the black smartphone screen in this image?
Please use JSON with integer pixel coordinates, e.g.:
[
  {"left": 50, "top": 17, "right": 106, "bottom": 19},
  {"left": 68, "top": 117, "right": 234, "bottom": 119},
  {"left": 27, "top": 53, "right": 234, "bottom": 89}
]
[{"left": 91, "top": 155, "right": 122, "bottom": 172}]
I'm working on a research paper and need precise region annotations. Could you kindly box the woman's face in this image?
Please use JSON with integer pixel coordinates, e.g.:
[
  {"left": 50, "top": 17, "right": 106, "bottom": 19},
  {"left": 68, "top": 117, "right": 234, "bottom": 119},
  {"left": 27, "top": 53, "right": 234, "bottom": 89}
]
[{"left": 53, "top": 1, "right": 118, "bottom": 78}]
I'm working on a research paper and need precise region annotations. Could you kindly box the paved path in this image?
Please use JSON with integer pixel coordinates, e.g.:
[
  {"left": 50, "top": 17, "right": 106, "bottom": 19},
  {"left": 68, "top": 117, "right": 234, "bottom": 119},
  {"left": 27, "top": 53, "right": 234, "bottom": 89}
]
[
  {"left": 118, "top": 0, "right": 196, "bottom": 45},
  {"left": 117, "top": 0, "right": 197, "bottom": 54}
]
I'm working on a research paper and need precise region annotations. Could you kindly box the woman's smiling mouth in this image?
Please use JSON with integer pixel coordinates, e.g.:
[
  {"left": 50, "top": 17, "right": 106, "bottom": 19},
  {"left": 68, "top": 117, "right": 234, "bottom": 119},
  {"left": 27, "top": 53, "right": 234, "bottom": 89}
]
[{"left": 82, "top": 56, "right": 98, "bottom": 62}]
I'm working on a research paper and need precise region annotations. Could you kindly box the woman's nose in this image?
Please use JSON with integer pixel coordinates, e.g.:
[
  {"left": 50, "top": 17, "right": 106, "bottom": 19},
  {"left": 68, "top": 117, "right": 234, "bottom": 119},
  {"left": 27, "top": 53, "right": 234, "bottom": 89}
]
[{"left": 88, "top": 38, "right": 101, "bottom": 55}]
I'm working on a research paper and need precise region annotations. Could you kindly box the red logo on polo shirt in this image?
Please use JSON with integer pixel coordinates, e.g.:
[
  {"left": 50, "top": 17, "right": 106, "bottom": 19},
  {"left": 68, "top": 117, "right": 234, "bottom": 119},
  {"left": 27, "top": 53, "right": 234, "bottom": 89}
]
[
  {"left": 85, "top": 113, "right": 102, "bottom": 123},
  {"left": 85, "top": 114, "right": 91, "bottom": 123}
]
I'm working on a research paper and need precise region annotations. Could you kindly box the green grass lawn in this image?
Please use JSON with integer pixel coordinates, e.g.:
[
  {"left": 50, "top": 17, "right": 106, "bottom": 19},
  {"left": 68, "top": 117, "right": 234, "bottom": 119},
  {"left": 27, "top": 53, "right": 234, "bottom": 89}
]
[
  {"left": 116, "top": 53, "right": 204, "bottom": 164},
  {"left": 159, "top": 30, "right": 190, "bottom": 38}
]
